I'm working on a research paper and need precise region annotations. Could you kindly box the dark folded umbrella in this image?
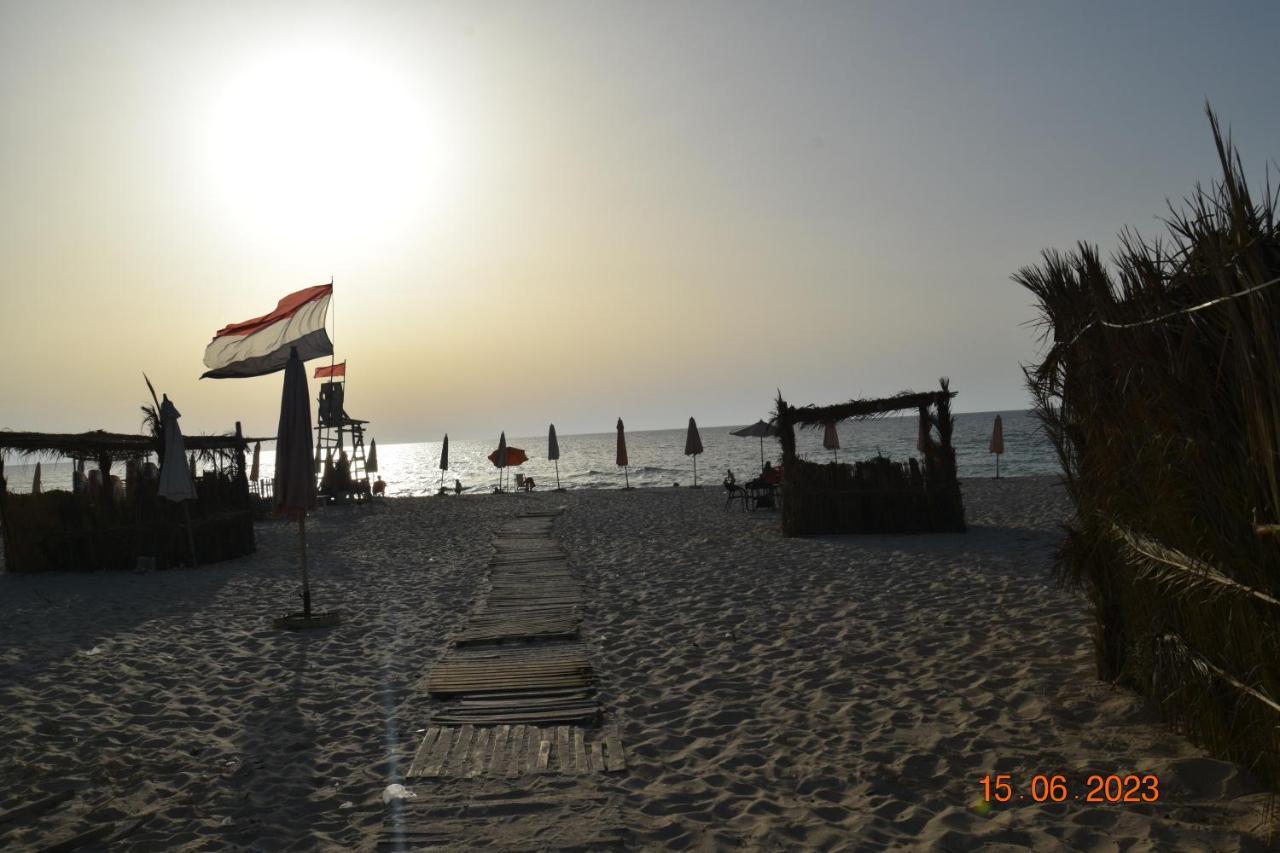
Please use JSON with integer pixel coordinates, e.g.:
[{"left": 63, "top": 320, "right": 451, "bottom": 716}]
[
  {"left": 438, "top": 434, "right": 448, "bottom": 492},
  {"left": 272, "top": 347, "right": 335, "bottom": 628},
  {"left": 548, "top": 424, "right": 562, "bottom": 491},
  {"left": 685, "top": 417, "right": 704, "bottom": 486},
  {"left": 616, "top": 418, "right": 630, "bottom": 489}
]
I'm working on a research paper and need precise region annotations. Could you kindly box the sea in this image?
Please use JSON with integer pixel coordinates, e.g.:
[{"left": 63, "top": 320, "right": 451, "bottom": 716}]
[{"left": 3, "top": 410, "right": 1058, "bottom": 497}]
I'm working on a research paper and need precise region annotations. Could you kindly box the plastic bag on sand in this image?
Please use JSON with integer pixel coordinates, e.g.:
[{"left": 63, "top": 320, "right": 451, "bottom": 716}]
[{"left": 382, "top": 784, "right": 417, "bottom": 804}]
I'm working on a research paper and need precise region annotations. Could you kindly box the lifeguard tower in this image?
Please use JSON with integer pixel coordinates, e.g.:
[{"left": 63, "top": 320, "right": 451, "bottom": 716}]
[{"left": 315, "top": 373, "right": 370, "bottom": 500}]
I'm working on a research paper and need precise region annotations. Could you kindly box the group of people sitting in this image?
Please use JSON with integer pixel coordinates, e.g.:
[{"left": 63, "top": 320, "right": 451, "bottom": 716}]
[{"left": 724, "top": 461, "right": 782, "bottom": 490}]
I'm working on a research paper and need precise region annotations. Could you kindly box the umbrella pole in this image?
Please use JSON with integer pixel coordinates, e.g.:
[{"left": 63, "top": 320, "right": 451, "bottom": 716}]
[
  {"left": 181, "top": 502, "right": 198, "bottom": 567},
  {"left": 996, "top": 454, "right": 1000, "bottom": 480},
  {"left": 299, "top": 514, "right": 312, "bottom": 618},
  {"left": 624, "top": 465, "right": 629, "bottom": 489},
  {"left": 693, "top": 455, "right": 697, "bottom": 487},
  {"left": 759, "top": 437, "right": 765, "bottom": 471},
  {"left": 555, "top": 459, "right": 560, "bottom": 491}
]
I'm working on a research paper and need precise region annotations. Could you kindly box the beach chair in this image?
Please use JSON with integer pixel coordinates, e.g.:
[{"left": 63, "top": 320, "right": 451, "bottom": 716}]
[
  {"left": 514, "top": 473, "right": 526, "bottom": 491},
  {"left": 724, "top": 481, "right": 747, "bottom": 512}
]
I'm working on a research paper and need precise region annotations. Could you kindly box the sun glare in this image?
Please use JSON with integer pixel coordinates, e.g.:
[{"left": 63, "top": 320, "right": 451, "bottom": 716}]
[{"left": 202, "top": 40, "right": 459, "bottom": 252}]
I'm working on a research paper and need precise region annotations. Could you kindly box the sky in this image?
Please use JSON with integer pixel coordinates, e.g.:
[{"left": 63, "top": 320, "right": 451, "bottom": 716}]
[{"left": 2, "top": 1, "right": 1279, "bottom": 443}]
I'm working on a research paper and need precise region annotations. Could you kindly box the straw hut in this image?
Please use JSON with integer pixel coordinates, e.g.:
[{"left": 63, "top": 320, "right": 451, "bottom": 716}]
[
  {"left": 772, "top": 379, "right": 965, "bottom": 535},
  {"left": 0, "top": 423, "right": 261, "bottom": 573},
  {"left": 1019, "top": 108, "right": 1280, "bottom": 786}
]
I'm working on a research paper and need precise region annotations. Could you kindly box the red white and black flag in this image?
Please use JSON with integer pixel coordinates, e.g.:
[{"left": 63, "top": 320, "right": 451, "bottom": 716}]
[
  {"left": 314, "top": 361, "right": 346, "bottom": 379},
  {"left": 202, "top": 284, "right": 333, "bottom": 379}
]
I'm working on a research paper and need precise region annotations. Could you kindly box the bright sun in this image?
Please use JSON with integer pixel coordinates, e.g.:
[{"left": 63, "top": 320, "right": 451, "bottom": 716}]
[{"left": 202, "top": 39, "right": 458, "bottom": 252}]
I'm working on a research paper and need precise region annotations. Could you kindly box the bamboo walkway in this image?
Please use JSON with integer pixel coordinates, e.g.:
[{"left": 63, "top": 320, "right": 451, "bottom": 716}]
[{"left": 405, "top": 509, "right": 624, "bottom": 781}]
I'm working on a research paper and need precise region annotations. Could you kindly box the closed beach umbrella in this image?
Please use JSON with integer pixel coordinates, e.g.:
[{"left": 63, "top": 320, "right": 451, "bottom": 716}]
[
  {"left": 548, "top": 424, "right": 562, "bottom": 491},
  {"left": 189, "top": 452, "right": 198, "bottom": 481},
  {"left": 273, "top": 347, "right": 322, "bottom": 620},
  {"left": 438, "top": 434, "right": 448, "bottom": 492},
  {"left": 31, "top": 462, "right": 41, "bottom": 495},
  {"left": 159, "top": 398, "right": 197, "bottom": 502},
  {"left": 366, "top": 438, "right": 378, "bottom": 474},
  {"left": 616, "top": 418, "right": 630, "bottom": 489},
  {"left": 823, "top": 421, "right": 840, "bottom": 463},
  {"left": 685, "top": 417, "right": 704, "bottom": 487},
  {"left": 494, "top": 431, "right": 508, "bottom": 492},
  {"left": 989, "top": 414, "right": 1005, "bottom": 479},
  {"left": 250, "top": 441, "right": 261, "bottom": 482},
  {"left": 730, "top": 420, "right": 774, "bottom": 471},
  {"left": 157, "top": 396, "right": 198, "bottom": 566}
]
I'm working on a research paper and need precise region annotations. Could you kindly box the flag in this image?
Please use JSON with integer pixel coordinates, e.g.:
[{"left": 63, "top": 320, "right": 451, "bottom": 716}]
[
  {"left": 202, "top": 284, "right": 333, "bottom": 379},
  {"left": 314, "top": 361, "right": 346, "bottom": 379}
]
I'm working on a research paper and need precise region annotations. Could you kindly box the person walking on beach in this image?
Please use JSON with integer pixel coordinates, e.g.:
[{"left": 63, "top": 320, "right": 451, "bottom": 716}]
[{"left": 454, "top": 478, "right": 462, "bottom": 495}]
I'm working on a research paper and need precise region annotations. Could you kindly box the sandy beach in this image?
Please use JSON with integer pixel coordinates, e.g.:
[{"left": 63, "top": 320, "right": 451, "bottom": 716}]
[{"left": 0, "top": 476, "right": 1272, "bottom": 851}]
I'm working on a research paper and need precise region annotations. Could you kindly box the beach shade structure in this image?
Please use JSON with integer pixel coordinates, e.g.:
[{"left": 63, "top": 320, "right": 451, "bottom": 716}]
[
  {"left": 685, "top": 417, "right": 704, "bottom": 487},
  {"left": 617, "top": 418, "right": 631, "bottom": 489},
  {"left": 823, "top": 421, "right": 840, "bottom": 463},
  {"left": 488, "top": 445, "right": 528, "bottom": 483},
  {"left": 989, "top": 414, "right": 1005, "bottom": 479},
  {"left": 272, "top": 347, "right": 339, "bottom": 630},
  {"left": 730, "top": 419, "right": 775, "bottom": 471},
  {"left": 548, "top": 424, "right": 564, "bottom": 491},
  {"left": 249, "top": 441, "right": 261, "bottom": 482},
  {"left": 438, "top": 434, "right": 449, "bottom": 492},
  {"left": 156, "top": 395, "right": 199, "bottom": 567},
  {"left": 31, "top": 462, "right": 41, "bottom": 495}
]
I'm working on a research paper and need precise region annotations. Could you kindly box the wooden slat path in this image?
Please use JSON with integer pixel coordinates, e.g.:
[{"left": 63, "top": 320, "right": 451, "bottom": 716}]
[
  {"left": 406, "top": 720, "right": 626, "bottom": 779},
  {"left": 406, "top": 509, "right": 625, "bottom": 778}
]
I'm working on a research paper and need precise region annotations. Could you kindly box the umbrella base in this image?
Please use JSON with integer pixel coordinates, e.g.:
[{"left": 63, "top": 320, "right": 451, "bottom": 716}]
[
  {"left": 273, "top": 611, "right": 342, "bottom": 630},
  {"left": 553, "top": 487, "right": 566, "bottom": 492}
]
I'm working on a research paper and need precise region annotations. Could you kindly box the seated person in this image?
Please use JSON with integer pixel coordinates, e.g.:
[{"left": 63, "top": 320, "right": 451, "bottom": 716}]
[
  {"left": 723, "top": 469, "right": 737, "bottom": 488},
  {"left": 523, "top": 476, "right": 535, "bottom": 492},
  {"left": 373, "top": 477, "right": 386, "bottom": 496},
  {"left": 747, "top": 461, "right": 780, "bottom": 490}
]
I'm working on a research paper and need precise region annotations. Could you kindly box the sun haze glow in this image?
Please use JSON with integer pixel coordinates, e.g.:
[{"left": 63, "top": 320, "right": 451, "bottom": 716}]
[
  {"left": 200, "top": 37, "right": 460, "bottom": 253},
  {"left": 3, "top": 2, "right": 1280, "bottom": 442}
]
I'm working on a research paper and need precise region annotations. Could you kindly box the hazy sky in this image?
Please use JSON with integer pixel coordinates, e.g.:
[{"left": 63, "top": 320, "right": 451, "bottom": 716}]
[{"left": 3, "top": 1, "right": 1279, "bottom": 443}]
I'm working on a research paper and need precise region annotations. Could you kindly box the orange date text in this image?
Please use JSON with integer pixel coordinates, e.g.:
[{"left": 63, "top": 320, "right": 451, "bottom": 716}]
[{"left": 979, "top": 773, "right": 1160, "bottom": 804}]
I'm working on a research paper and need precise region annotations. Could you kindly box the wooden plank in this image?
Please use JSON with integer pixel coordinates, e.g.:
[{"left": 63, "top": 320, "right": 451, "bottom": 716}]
[
  {"left": 556, "top": 726, "right": 572, "bottom": 773},
  {"left": 406, "top": 727, "right": 441, "bottom": 778},
  {"left": 536, "top": 737, "right": 552, "bottom": 771},
  {"left": 445, "top": 725, "right": 473, "bottom": 776},
  {"left": 574, "top": 729, "right": 588, "bottom": 774},
  {"left": 509, "top": 724, "right": 527, "bottom": 776},
  {"left": 468, "top": 727, "right": 491, "bottom": 778},
  {"left": 590, "top": 741, "right": 605, "bottom": 775},
  {"left": 489, "top": 725, "right": 509, "bottom": 775},
  {"left": 604, "top": 723, "right": 625, "bottom": 772},
  {"left": 420, "top": 726, "right": 456, "bottom": 778}
]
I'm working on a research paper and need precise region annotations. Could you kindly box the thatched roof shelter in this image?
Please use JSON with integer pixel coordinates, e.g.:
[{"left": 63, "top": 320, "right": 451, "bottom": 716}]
[
  {"left": 0, "top": 430, "right": 268, "bottom": 462},
  {"left": 772, "top": 378, "right": 964, "bottom": 535},
  {"left": 782, "top": 389, "right": 957, "bottom": 428}
]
